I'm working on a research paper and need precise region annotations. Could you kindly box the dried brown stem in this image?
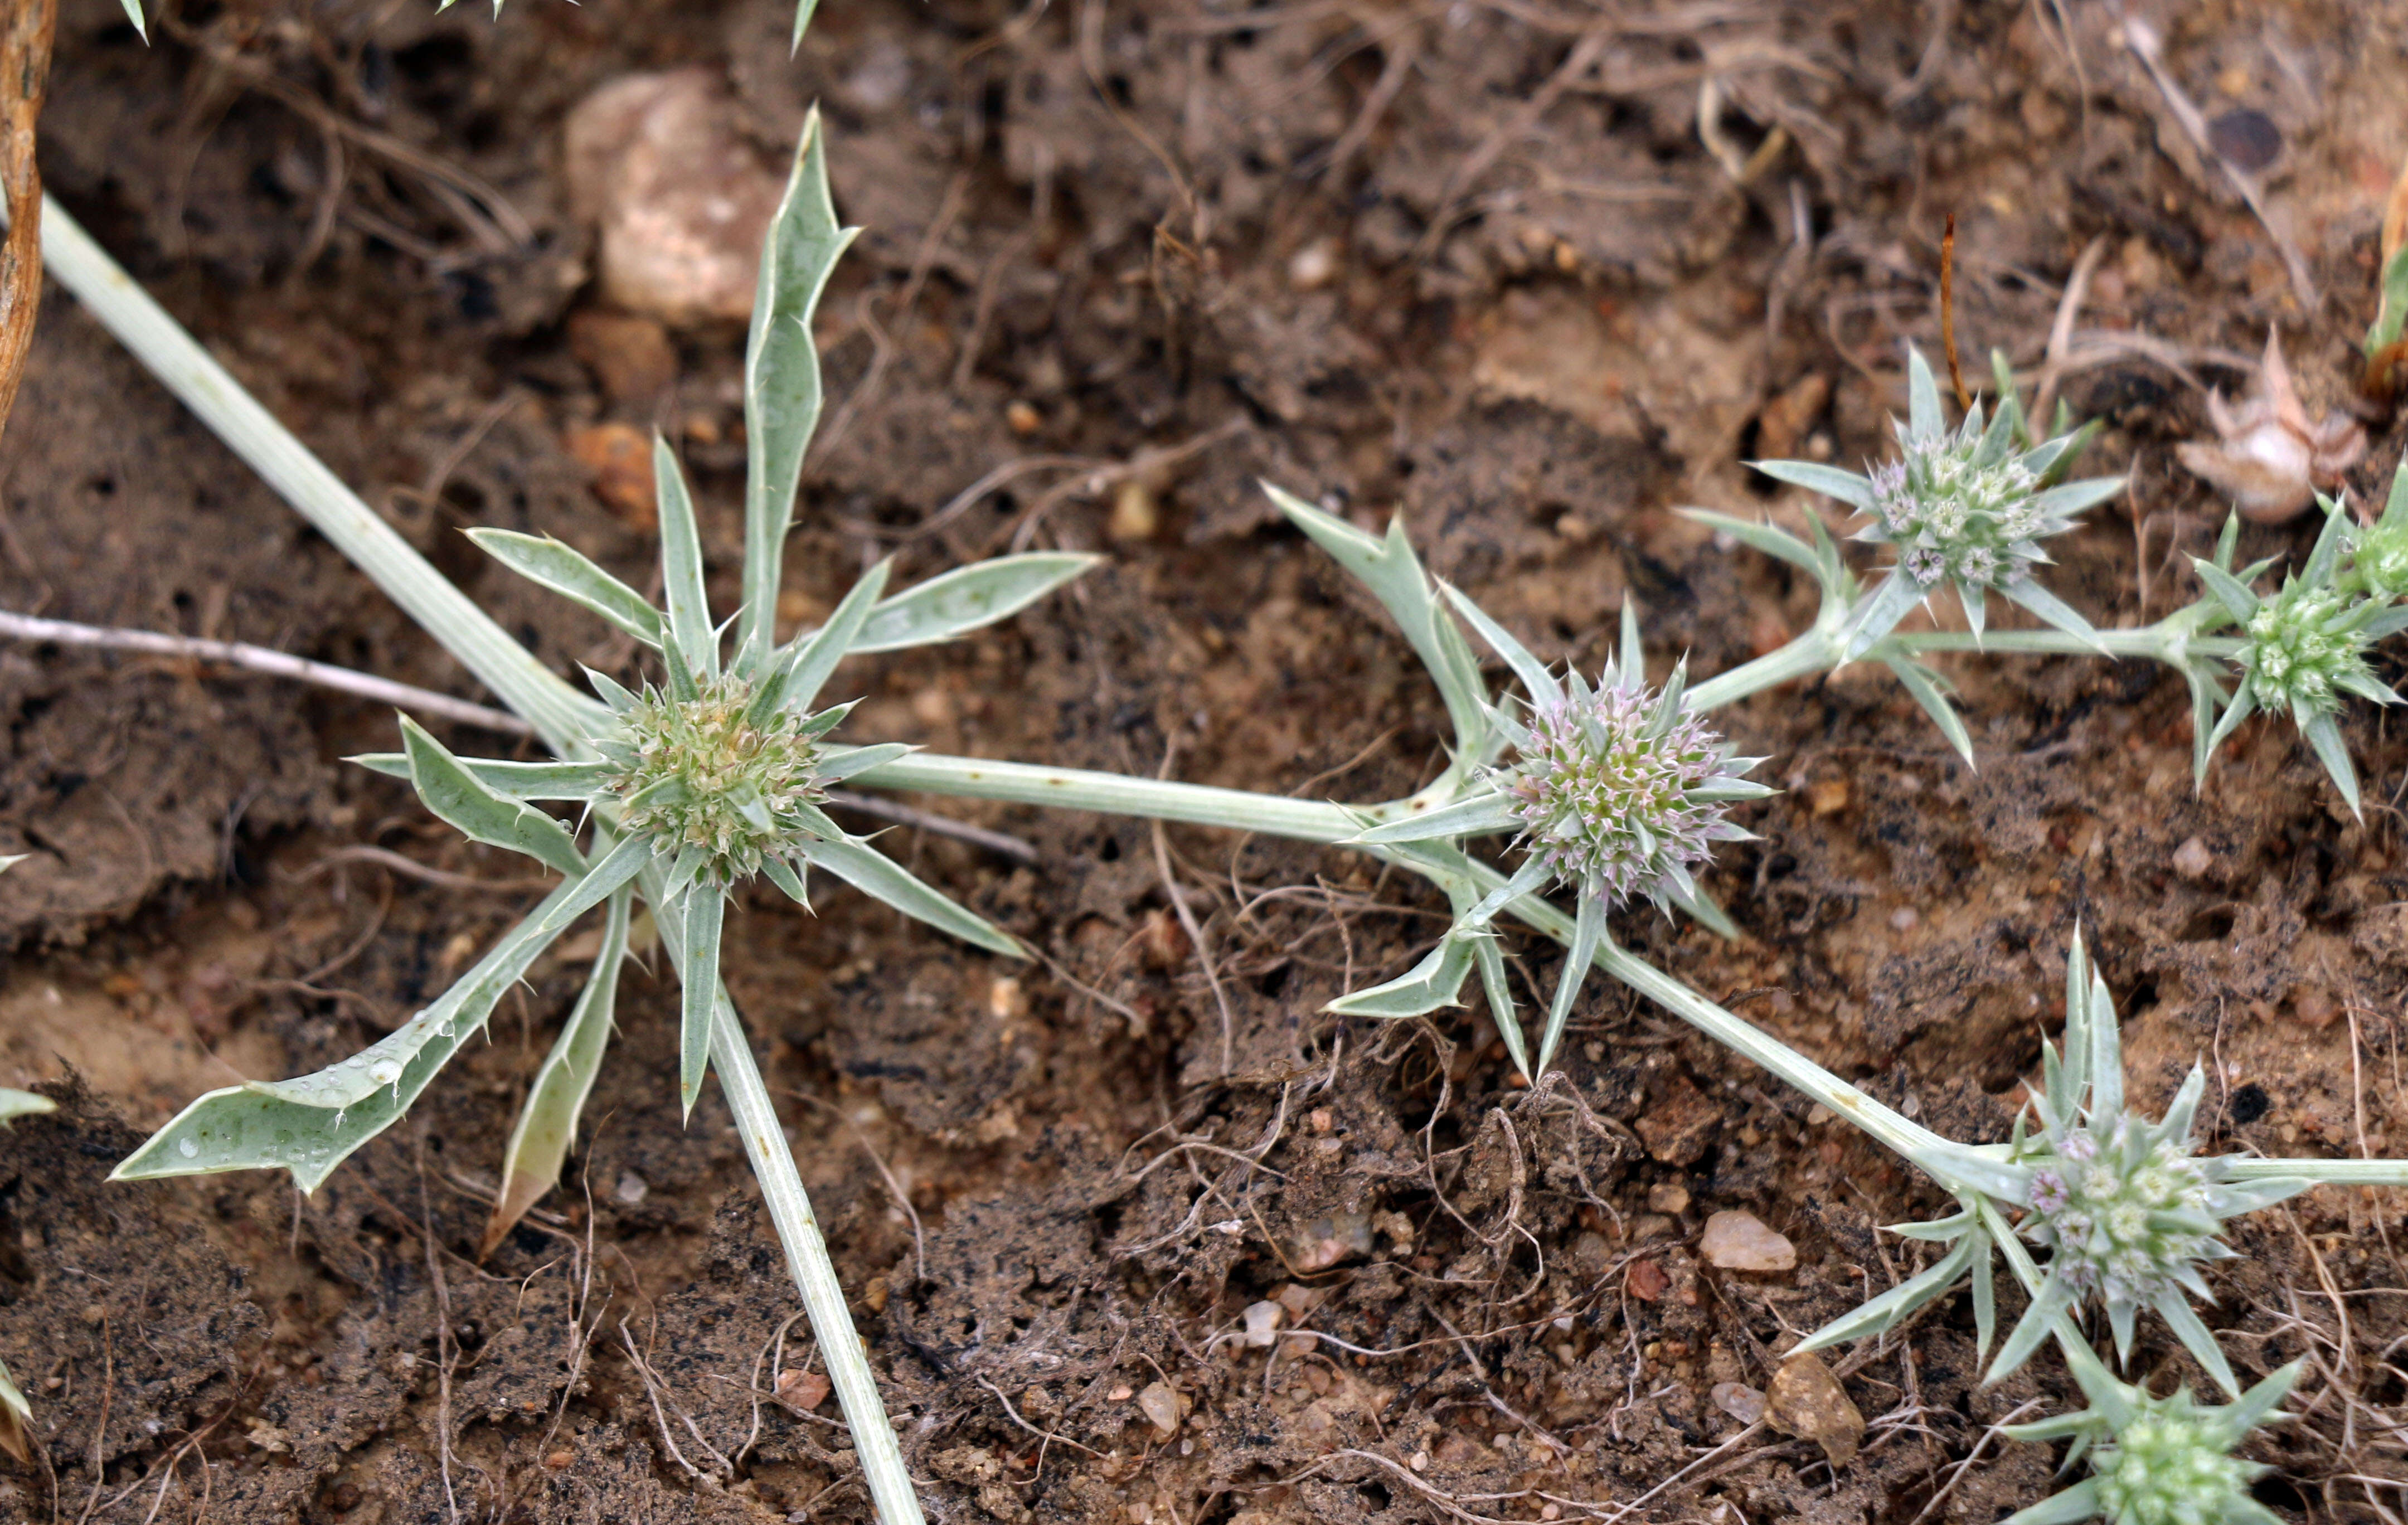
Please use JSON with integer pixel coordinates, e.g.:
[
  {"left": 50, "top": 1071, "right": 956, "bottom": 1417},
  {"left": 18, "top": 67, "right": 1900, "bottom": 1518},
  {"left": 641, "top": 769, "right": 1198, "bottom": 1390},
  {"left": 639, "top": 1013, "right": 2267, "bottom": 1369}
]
[
  {"left": 0, "top": 0, "right": 56, "bottom": 446},
  {"left": 1939, "top": 212, "right": 1969, "bottom": 412}
]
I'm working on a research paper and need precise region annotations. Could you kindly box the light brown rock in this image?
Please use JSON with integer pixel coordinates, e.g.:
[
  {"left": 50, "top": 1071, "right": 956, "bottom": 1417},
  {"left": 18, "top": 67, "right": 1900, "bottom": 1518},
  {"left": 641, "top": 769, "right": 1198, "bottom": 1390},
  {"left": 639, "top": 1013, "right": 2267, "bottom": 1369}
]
[
  {"left": 564, "top": 70, "right": 786, "bottom": 328},
  {"left": 1701, "top": 1210, "right": 1795, "bottom": 1272},
  {"left": 1137, "top": 1381, "right": 1181, "bottom": 1436},
  {"left": 1766, "top": 1353, "right": 1865, "bottom": 1465}
]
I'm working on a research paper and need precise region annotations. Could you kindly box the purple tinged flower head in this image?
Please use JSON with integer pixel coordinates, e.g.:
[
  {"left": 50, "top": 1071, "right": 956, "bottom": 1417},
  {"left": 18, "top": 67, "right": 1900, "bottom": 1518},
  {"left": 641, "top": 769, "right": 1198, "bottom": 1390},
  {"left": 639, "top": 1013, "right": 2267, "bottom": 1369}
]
[{"left": 1502, "top": 673, "right": 1761, "bottom": 914}]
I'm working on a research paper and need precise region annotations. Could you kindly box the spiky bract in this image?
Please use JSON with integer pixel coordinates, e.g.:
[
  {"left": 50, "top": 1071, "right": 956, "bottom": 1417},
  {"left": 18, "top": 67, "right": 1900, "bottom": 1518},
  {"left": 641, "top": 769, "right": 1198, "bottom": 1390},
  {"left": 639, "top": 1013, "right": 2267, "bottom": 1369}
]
[
  {"left": 2002, "top": 1354, "right": 2296, "bottom": 1525},
  {"left": 1501, "top": 671, "right": 1756, "bottom": 915},
  {"left": 2232, "top": 581, "right": 2386, "bottom": 719},
  {"left": 1867, "top": 436, "right": 2051, "bottom": 595},
  {"left": 598, "top": 676, "right": 833, "bottom": 886}
]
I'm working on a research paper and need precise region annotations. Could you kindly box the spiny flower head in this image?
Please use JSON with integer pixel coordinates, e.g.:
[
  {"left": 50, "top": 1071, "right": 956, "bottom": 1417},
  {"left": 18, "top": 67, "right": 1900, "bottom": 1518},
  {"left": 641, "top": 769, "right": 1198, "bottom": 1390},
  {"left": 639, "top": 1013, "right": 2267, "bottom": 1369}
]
[
  {"left": 2194, "top": 498, "right": 2406, "bottom": 818},
  {"left": 1500, "top": 667, "right": 1761, "bottom": 915},
  {"left": 2346, "top": 459, "right": 2408, "bottom": 600},
  {"left": 1754, "top": 346, "right": 2121, "bottom": 657},
  {"left": 2235, "top": 580, "right": 2383, "bottom": 717},
  {"left": 1867, "top": 435, "right": 2050, "bottom": 592},
  {"left": 2006, "top": 934, "right": 2311, "bottom": 1389},
  {"left": 2022, "top": 1116, "right": 2218, "bottom": 1312},
  {"left": 596, "top": 674, "right": 836, "bottom": 886},
  {"left": 2002, "top": 1352, "right": 2296, "bottom": 1525}
]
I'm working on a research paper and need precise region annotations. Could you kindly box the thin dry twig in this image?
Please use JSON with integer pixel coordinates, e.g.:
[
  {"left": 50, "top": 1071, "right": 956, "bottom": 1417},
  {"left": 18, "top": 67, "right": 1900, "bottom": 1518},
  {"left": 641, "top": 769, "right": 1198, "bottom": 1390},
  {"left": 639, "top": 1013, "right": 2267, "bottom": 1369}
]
[
  {"left": 1939, "top": 212, "right": 1969, "bottom": 411},
  {"left": 0, "top": 609, "right": 534, "bottom": 734}
]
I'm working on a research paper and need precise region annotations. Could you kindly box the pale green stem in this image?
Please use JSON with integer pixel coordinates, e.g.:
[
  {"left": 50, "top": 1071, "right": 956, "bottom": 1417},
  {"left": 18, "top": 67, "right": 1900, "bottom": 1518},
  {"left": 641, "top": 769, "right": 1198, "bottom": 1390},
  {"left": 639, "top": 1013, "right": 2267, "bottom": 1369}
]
[
  {"left": 2225, "top": 1157, "right": 2408, "bottom": 1185},
  {"left": 30, "top": 194, "right": 605, "bottom": 753},
  {"left": 1687, "top": 619, "right": 2242, "bottom": 713},
  {"left": 857, "top": 752, "right": 1996, "bottom": 1183},
  {"left": 649, "top": 871, "right": 925, "bottom": 1525},
  {"left": 1686, "top": 626, "right": 1843, "bottom": 712},
  {"left": 38, "top": 190, "right": 924, "bottom": 1524}
]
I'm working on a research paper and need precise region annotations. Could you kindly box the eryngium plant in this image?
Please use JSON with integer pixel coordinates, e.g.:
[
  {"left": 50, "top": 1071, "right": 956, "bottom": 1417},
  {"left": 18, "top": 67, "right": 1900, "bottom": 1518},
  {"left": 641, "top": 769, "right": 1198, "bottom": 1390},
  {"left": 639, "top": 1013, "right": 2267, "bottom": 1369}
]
[
  {"left": 1790, "top": 931, "right": 2389, "bottom": 1402},
  {"left": 1753, "top": 346, "right": 2123, "bottom": 658},
  {"left": 93, "top": 106, "right": 1085, "bottom": 1525},
  {"left": 2002, "top": 1342, "right": 2299, "bottom": 1525},
  {"left": 2195, "top": 496, "right": 2407, "bottom": 815},
  {"left": 1341, "top": 594, "right": 1771, "bottom": 1077}
]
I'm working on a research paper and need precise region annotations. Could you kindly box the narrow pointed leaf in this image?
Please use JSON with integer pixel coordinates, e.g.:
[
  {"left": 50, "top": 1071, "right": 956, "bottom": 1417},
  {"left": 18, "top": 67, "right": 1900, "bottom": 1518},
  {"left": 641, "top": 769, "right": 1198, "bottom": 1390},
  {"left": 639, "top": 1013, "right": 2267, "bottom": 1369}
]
[
  {"left": 1986, "top": 1271, "right": 2075, "bottom": 1383},
  {"left": 736, "top": 108, "right": 860, "bottom": 668},
  {"left": 1351, "top": 791, "right": 1521, "bottom": 845},
  {"left": 1439, "top": 584, "right": 1562, "bottom": 707},
  {"left": 1882, "top": 655, "right": 1975, "bottom": 764},
  {"left": 800, "top": 836, "right": 1024, "bottom": 958},
  {"left": 1794, "top": 1232, "right": 1978, "bottom": 1355},
  {"left": 653, "top": 436, "right": 716, "bottom": 681},
  {"left": 2000, "top": 576, "right": 2104, "bottom": 649},
  {"left": 2299, "top": 710, "right": 2363, "bottom": 817},
  {"left": 480, "top": 885, "right": 633, "bottom": 1257},
  {"left": 1905, "top": 347, "right": 1944, "bottom": 441},
  {"left": 2153, "top": 1288, "right": 2240, "bottom": 1396},
  {"left": 467, "top": 530, "right": 663, "bottom": 648},
  {"left": 110, "top": 868, "right": 627, "bottom": 1189},
  {"left": 1678, "top": 509, "right": 1826, "bottom": 576},
  {"left": 770, "top": 560, "right": 892, "bottom": 717},
  {"left": 1535, "top": 893, "right": 1604, "bottom": 1079},
  {"left": 1749, "top": 459, "right": 1878, "bottom": 510},
  {"left": 2192, "top": 558, "right": 2263, "bottom": 623},
  {"left": 678, "top": 890, "right": 725, "bottom": 1119},
  {"left": 2000, "top": 1480, "right": 2105, "bottom": 1525},
  {"left": 1264, "top": 484, "right": 1491, "bottom": 751},
  {"left": 350, "top": 754, "right": 611, "bottom": 800},
  {"left": 1329, "top": 934, "right": 1478, "bottom": 1017},
  {"left": 848, "top": 554, "right": 1099, "bottom": 653},
  {"left": 1841, "top": 572, "right": 1929, "bottom": 659},
  {"left": 815, "top": 742, "right": 915, "bottom": 784},
  {"left": 400, "top": 717, "right": 586, "bottom": 877}
]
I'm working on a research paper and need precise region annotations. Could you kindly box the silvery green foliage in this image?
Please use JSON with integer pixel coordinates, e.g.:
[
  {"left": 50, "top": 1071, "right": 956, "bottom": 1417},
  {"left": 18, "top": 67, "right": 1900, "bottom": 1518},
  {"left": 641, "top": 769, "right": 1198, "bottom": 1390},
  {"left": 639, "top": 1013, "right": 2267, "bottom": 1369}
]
[
  {"left": 2001, "top": 1343, "right": 2297, "bottom": 1525},
  {"left": 2345, "top": 458, "right": 2408, "bottom": 601},
  {"left": 1679, "top": 503, "right": 1981, "bottom": 763},
  {"left": 1798, "top": 933, "right": 2343, "bottom": 1398},
  {"left": 1343, "top": 590, "right": 1771, "bottom": 1077},
  {"left": 1755, "top": 347, "right": 2121, "bottom": 658},
  {"left": 1259, "top": 486, "right": 1770, "bottom": 1079},
  {"left": 2194, "top": 497, "right": 2408, "bottom": 817},
  {"left": 110, "top": 109, "right": 1088, "bottom": 1204},
  {"left": 1998, "top": 936, "right": 2310, "bottom": 1394}
]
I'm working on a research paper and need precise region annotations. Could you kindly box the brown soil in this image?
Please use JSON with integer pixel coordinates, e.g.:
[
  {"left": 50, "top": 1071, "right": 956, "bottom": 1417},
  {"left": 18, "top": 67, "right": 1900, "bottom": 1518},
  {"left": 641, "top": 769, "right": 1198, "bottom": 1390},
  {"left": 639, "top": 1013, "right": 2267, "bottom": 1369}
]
[{"left": 3, "top": 0, "right": 2407, "bottom": 1520}]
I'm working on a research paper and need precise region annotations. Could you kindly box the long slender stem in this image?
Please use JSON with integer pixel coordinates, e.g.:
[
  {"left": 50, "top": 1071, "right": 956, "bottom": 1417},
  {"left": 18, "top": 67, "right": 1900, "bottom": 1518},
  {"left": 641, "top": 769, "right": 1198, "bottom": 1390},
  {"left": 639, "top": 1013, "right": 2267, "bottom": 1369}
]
[
  {"left": 30, "top": 194, "right": 604, "bottom": 752},
  {"left": 639, "top": 867, "right": 925, "bottom": 1525},
  {"left": 39, "top": 188, "right": 926, "bottom": 1522},
  {"left": 857, "top": 751, "right": 2002, "bottom": 1183}
]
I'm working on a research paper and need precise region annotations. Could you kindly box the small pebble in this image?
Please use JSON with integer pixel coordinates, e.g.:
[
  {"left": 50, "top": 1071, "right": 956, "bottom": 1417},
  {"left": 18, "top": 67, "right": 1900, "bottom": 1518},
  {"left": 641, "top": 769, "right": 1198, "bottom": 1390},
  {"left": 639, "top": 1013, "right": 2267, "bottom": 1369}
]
[
  {"left": 1701, "top": 1210, "right": 1795, "bottom": 1272},
  {"left": 776, "top": 1368, "right": 832, "bottom": 1409},
  {"left": 1625, "top": 1259, "right": 1671, "bottom": 1302},
  {"left": 1807, "top": 776, "right": 1849, "bottom": 817},
  {"left": 1647, "top": 1182, "right": 1690, "bottom": 1215},
  {"left": 1107, "top": 1385, "right": 1133, "bottom": 1401},
  {"left": 542, "top": 1449, "right": 575, "bottom": 1471},
  {"left": 1888, "top": 906, "right": 1919, "bottom": 933},
  {"left": 2207, "top": 107, "right": 2282, "bottom": 173},
  {"left": 567, "top": 422, "right": 659, "bottom": 530},
  {"left": 1710, "top": 1381, "right": 1766, "bottom": 1425},
  {"left": 1766, "top": 1353, "right": 1865, "bottom": 1465},
  {"left": 613, "top": 1169, "right": 649, "bottom": 1207},
  {"left": 1108, "top": 480, "right": 1159, "bottom": 542},
  {"left": 2172, "top": 836, "right": 2215, "bottom": 881},
  {"left": 1241, "top": 1300, "right": 1284, "bottom": 1348},
  {"left": 1004, "top": 400, "right": 1043, "bottom": 436},
  {"left": 564, "top": 70, "right": 785, "bottom": 327},
  {"left": 1288, "top": 237, "right": 1340, "bottom": 291},
  {"left": 1137, "top": 1381, "right": 1181, "bottom": 1436}
]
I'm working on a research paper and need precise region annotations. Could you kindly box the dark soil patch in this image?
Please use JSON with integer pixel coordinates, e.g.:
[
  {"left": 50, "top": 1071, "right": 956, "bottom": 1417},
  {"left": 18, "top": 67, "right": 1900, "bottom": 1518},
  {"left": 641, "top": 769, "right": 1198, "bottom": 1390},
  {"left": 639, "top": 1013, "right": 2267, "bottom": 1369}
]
[{"left": 4, "top": 0, "right": 2408, "bottom": 1521}]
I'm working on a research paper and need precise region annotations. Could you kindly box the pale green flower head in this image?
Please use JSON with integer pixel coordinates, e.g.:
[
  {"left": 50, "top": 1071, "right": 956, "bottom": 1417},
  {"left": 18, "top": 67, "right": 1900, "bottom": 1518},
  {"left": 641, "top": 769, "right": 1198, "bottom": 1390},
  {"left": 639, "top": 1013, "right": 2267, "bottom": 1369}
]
[
  {"left": 2194, "top": 498, "right": 2408, "bottom": 817},
  {"left": 1753, "top": 346, "right": 2122, "bottom": 658},
  {"left": 2001, "top": 1344, "right": 2297, "bottom": 1525}
]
